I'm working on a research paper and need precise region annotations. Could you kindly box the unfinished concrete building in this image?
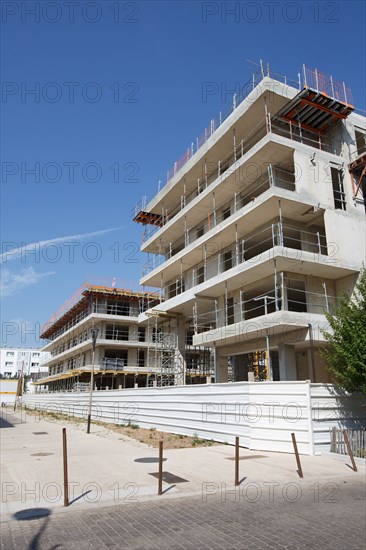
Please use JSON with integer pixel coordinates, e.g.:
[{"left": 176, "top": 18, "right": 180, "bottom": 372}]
[
  {"left": 35, "top": 280, "right": 164, "bottom": 392},
  {"left": 133, "top": 63, "right": 366, "bottom": 383},
  {"left": 36, "top": 278, "right": 215, "bottom": 392}
]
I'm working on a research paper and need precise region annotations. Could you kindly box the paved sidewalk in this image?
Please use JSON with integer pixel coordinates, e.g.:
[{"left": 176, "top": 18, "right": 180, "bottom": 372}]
[
  {"left": 1, "top": 408, "right": 365, "bottom": 523},
  {"left": 1, "top": 479, "right": 365, "bottom": 550}
]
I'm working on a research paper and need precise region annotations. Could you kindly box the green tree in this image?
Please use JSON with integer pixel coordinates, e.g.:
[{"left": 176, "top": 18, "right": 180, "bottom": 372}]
[{"left": 322, "top": 269, "right": 366, "bottom": 393}]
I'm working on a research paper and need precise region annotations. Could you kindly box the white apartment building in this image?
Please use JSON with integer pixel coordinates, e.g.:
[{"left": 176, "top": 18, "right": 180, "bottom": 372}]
[
  {"left": 0, "top": 347, "right": 50, "bottom": 379},
  {"left": 134, "top": 64, "right": 366, "bottom": 384}
]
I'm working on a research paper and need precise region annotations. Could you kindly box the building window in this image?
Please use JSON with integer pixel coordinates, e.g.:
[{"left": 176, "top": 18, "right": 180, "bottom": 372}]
[
  {"left": 331, "top": 167, "right": 346, "bottom": 210},
  {"left": 6, "top": 351, "right": 14, "bottom": 356},
  {"left": 4, "top": 372, "right": 11, "bottom": 377},
  {"left": 355, "top": 129, "right": 366, "bottom": 157},
  {"left": 32, "top": 352, "right": 40, "bottom": 357},
  {"left": 5, "top": 362, "right": 13, "bottom": 366},
  {"left": 31, "top": 363, "right": 39, "bottom": 367},
  {"left": 138, "top": 327, "right": 146, "bottom": 342}
]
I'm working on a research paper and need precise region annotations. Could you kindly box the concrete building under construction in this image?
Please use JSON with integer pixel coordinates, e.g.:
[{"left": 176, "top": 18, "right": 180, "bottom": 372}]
[
  {"left": 36, "top": 278, "right": 214, "bottom": 392},
  {"left": 133, "top": 63, "right": 366, "bottom": 384},
  {"left": 37, "top": 63, "right": 365, "bottom": 391}
]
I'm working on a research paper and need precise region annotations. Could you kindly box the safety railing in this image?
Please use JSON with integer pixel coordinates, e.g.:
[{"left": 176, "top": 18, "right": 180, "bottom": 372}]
[
  {"left": 191, "top": 282, "right": 339, "bottom": 334},
  {"left": 100, "top": 358, "right": 127, "bottom": 371},
  {"left": 92, "top": 303, "right": 140, "bottom": 317},
  {"left": 46, "top": 302, "right": 142, "bottom": 344},
  {"left": 163, "top": 222, "right": 328, "bottom": 299},
  {"left": 164, "top": 64, "right": 305, "bottom": 187},
  {"left": 142, "top": 165, "right": 297, "bottom": 277},
  {"left": 165, "top": 69, "right": 265, "bottom": 184},
  {"left": 134, "top": 63, "right": 353, "bottom": 233},
  {"left": 271, "top": 117, "right": 342, "bottom": 155},
  {"left": 302, "top": 65, "right": 353, "bottom": 106},
  {"left": 141, "top": 116, "right": 269, "bottom": 244}
]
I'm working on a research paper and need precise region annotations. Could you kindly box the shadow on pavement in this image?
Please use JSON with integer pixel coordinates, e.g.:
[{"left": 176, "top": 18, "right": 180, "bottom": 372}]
[
  {"left": 0, "top": 410, "right": 26, "bottom": 428},
  {"left": 12, "top": 508, "right": 59, "bottom": 550}
]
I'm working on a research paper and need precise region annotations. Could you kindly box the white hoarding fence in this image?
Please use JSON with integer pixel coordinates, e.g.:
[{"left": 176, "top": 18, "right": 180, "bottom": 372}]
[{"left": 22, "top": 382, "right": 366, "bottom": 455}]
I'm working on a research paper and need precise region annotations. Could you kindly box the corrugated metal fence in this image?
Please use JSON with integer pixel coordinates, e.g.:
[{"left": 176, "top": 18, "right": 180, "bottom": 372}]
[{"left": 22, "top": 382, "right": 365, "bottom": 455}]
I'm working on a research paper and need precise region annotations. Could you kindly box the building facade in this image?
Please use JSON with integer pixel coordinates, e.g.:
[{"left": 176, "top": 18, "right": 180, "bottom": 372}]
[
  {"left": 133, "top": 64, "right": 366, "bottom": 384},
  {"left": 0, "top": 347, "right": 49, "bottom": 379}
]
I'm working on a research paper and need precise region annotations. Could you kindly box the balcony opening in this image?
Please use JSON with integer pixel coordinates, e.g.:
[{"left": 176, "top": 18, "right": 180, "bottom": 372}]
[
  {"left": 196, "top": 226, "right": 204, "bottom": 239},
  {"left": 106, "top": 325, "right": 129, "bottom": 341},
  {"left": 196, "top": 265, "right": 205, "bottom": 284},
  {"left": 283, "top": 227, "right": 302, "bottom": 251},
  {"left": 331, "top": 167, "right": 346, "bottom": 210},
  {"left": 137, "top": 349, "right": 145, "bottom": 367},
  {"left": 105, "top": 300, "right": 131, "bottom": 316},
  {"left": 227, "top": 298, "right": 235, "bottom": 325},
  {"left": 103, "top": 349, "right": 128, "bottom": 370},
  {"left": 222, "top": 206, "right": 231, "bottom": 220},
  {"left": 287, "top": 280, "right": 307, "bottom": 312},
  {"left": 170, "top": 240, "right": 185, "bottom": 257},
  {"left": 138, "top": 327, "right": 146, "bottom": 342},
  {"left": 222, "top": 250, "right": 233, "bottom": 271}
]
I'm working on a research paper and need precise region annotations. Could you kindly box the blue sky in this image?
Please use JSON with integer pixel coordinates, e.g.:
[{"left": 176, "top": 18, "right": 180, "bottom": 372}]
[{"left": 1, "top": 0, "right": 365, "bottom": 347}]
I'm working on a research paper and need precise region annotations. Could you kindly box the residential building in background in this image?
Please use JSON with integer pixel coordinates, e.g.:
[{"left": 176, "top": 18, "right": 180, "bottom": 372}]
[
  {"left": 133, "top": 63, "right": 366, "bottom": 384},
  {"left": 0, "top": 347, "right": 49, "bottom": 380}
]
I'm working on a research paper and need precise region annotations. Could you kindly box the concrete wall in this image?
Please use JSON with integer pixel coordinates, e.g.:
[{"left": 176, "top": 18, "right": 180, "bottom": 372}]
[
  {"left": 23, "top": 382, "right": 365, "bottom": 455},
  {"left": 0, "top": 379, "right": 18, "bottom": 405}
]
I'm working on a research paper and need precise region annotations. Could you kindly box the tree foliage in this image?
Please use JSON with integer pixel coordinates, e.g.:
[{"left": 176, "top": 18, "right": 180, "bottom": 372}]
[{"left": 322, "top": 269, "right": 366, "bottom": 393}]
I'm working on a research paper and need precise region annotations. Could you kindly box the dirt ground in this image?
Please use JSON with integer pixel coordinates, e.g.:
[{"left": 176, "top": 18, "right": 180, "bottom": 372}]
[
  {"left": 97, "top": 422, "right": 218, "bottom": 449},
  {"left": 22, "top": 406, "right": 218, "bottom": 449}
]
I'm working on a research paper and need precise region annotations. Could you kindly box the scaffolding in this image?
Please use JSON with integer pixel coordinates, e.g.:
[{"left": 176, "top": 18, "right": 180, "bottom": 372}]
[{"left": 146, "top": 314, "right": 181, "bottom": 387}]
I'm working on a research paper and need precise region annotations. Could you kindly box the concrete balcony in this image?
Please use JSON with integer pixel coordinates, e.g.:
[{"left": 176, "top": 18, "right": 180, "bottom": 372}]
[
  {"left": 141, "top": 135, "right": 295, "bottom": 254},
  {"left": 141, "top": 191, "right": 323, "bottom": 288},
  {"left": 144, "top": 216, "right": 330, "bottom": 293},
  {"left": 191, "top": 310, "right": 329, "bottom": 348},
  {"left": 142, "top": 163, "right": 297, "bottom": 277},
  {"left": 139, "top": 122, "right": 342, "bottom": 257},
  {"left": 145, "top": 245, "right": 358, "bottom": 320}
]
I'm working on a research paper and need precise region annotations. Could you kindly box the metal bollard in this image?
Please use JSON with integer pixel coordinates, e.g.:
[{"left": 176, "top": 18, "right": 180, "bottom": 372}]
[
  {"left": 235, "top": 437, "right": 240, "bottom": 486},
  {"left": 291, "top": 432, "right": 303, "bottom": 478},
  {"left": 158, "top": 440, "right": 163, "bottom": 496},
  {"left": 62, "top": 428, "right": 69, "bottom": 506},
  {"left": 342, "top": 430, "right": 358, "bottom": 472}
]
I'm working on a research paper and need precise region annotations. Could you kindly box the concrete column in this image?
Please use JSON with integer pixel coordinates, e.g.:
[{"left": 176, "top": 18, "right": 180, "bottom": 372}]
[
  {"left": 278, "top": 343, "right": 297, "bottom": 380},
  {"left": 215, "top": 348, "right": 228, "bottom": 382}
]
